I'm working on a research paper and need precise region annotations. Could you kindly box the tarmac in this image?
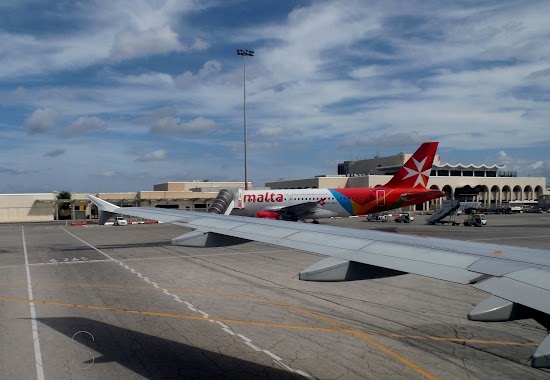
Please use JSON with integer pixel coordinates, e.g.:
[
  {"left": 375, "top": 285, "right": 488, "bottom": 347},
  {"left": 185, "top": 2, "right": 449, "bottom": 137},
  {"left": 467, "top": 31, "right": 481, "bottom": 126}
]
[{"left": 0, "top": 212, "right": 549, "bottom": 379}]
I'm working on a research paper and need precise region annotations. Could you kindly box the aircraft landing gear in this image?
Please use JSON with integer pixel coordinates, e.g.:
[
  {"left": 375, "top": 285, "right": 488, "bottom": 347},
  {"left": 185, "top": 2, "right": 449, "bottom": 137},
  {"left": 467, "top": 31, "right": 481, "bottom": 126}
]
[{"left": 312, "top": 220, "right": 320, "bottom": 224}]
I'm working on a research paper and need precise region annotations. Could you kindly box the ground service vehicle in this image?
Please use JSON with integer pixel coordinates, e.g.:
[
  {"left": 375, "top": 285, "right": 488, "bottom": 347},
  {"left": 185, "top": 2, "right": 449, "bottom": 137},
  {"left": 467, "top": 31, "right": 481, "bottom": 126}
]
[
  {"left": 114, "top": 216, "right": 128, "bottom": 226},
  {"left": 395, "top": 213, "right": 414, "bottom": 223},
  {"left": 463, "top": 214, "right": 483, "bottom": 227}
]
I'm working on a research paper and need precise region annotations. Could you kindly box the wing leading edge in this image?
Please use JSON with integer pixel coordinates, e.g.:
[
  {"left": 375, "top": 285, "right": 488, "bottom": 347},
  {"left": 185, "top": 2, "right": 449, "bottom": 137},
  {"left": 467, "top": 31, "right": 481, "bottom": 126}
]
[{"left": 87, "top": 195, "right": 550, "bottom": 368}]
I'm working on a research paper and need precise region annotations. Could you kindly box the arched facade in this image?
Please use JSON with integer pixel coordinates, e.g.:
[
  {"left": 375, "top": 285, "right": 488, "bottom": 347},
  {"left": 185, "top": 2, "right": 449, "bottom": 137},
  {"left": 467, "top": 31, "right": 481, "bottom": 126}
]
[
  {"left": 490, "top": 185, "right": 500, "bottom": 204},
  {"left": 442, "top": 185, "right": 453, "bottom": 200},
  {"left": 430, "top": 185, "right": 442, "bottom": 207},
  {"left": 513, "top": 185, "right": 522, "bottom": 201},
  {"left": 502, "top": 185, "right": 511, "bottom": 202},
  {"left": 535, "top": 185, "right": 544, "bottom": 199},
  {"left": 524, "top": 185, "right": 533, "bottom": 200}
]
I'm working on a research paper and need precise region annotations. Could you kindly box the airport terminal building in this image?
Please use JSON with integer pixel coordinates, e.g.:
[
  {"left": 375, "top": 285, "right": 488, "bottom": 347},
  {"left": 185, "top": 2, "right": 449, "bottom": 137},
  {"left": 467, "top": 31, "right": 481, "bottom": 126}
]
[
  {"left": 0, "top": 181, "right": 250, "bottom": 223},
  {"left": 0, "top": 152, "right": 546, "bottom": 222},
  {"left": 266, "top": 153, "right": 546, "bottom": 212}
]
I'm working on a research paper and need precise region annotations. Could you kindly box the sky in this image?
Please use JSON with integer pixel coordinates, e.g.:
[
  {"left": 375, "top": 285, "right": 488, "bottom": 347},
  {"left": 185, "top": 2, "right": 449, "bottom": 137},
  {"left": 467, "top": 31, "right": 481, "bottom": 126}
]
[{"left": 1, "top": 0, "right": 550, "bottom": 193}]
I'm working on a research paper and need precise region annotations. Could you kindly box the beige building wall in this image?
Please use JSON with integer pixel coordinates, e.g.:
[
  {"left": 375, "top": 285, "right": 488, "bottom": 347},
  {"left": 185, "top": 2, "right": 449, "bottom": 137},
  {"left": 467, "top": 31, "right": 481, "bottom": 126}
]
[{"left": 0, "top": 193, "right": 56, "bottom": 223}]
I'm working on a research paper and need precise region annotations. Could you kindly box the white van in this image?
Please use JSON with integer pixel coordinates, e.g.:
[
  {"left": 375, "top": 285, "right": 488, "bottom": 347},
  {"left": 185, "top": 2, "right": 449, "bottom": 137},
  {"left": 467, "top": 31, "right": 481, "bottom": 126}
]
[{"left": 114, "top": 216, "right": 128, "bottom": 226}]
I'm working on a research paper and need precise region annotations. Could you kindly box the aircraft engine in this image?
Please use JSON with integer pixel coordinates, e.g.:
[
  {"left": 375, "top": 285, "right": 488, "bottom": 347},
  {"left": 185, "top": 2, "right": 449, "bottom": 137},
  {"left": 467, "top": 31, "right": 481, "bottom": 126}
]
[{"left": 255, "top": 211, "right": 281, "bottom": 220}]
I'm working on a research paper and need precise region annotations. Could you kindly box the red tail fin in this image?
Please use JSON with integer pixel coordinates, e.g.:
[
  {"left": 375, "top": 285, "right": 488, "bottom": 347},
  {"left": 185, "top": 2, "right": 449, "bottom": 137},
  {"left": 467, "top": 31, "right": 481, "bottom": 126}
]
[{"left": 384, "top": 142, "right": 438, "bottom": 189}]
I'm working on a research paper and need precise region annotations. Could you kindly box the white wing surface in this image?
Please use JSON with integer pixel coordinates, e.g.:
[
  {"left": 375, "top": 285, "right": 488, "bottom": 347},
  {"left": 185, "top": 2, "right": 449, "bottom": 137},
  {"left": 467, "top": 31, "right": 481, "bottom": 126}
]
[{"left": 88, "top": 195, "right": 550, "bottom": 368}]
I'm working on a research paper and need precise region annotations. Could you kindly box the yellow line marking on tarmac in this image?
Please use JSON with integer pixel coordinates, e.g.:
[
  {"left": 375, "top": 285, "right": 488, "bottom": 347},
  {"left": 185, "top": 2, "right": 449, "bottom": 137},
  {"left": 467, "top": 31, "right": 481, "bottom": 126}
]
[
  {"left": 2, "top": 279, "right": 541, "bottom": 379},
  {"left": 0, "top": 280, "right": 538, "bottom": 348},
  {"left": 349, "top": 330, "right": 438, "bottom": 380},
  {"left": 2, "top": 295, "right": 441, "bottom": 379},
  {"left": 382, "top": 333, "right": 537, "bottom": 347},
  {"left": 0, "top": 295, "right": 354, "bottom": 333}
]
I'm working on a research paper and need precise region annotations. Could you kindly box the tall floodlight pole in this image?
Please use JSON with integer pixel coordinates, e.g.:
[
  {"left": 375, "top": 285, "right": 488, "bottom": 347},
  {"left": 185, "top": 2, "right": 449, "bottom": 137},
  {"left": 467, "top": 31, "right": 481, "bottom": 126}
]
[{"left": 236, "top": 49, "right": 254, "bottom": 190}]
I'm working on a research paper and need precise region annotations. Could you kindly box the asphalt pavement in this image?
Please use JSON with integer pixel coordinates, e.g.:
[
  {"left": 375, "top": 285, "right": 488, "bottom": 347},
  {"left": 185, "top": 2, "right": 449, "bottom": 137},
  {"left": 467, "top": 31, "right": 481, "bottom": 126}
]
[{"left": 1, "top": 212, "right": 549, "bottom": 379}]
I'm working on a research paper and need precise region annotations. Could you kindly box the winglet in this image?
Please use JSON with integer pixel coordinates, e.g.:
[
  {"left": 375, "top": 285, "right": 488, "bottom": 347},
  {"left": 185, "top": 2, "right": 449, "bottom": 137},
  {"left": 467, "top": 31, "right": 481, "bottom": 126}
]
[
  {"left": 384, "top": 142, "right": 438, "bottom": 189},
  {"left": 87, "top": 195, "right": 120, "bottom": 225}
]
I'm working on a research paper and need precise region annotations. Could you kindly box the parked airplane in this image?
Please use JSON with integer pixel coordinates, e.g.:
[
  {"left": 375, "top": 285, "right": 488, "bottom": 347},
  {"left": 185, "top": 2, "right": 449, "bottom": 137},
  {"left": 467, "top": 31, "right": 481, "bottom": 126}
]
[
  {"left": 224, "top": 142, "right": 444, "bottom": 222},
  {"left": 88, "top": 194, "right": 550, "bottom": 368}
]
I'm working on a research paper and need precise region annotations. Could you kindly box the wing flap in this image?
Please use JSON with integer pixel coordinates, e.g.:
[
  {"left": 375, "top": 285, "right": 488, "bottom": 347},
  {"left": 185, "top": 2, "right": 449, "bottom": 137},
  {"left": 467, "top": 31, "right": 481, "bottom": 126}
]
[
  {"left": 290, "top": 231, "right": 374, "bottom": 250},
  {"left": 232, "top": 224, "right": 298, "bottom": 239},
  {"left": 362, "top": 243, "right": 479, "bottom": 268}
]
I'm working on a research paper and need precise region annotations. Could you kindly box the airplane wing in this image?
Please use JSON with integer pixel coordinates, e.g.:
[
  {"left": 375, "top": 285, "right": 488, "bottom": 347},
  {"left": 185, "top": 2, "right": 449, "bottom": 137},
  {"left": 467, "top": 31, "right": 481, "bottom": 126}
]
[{"left": 87, "top": 195, "right": 550, "bottom": 368}]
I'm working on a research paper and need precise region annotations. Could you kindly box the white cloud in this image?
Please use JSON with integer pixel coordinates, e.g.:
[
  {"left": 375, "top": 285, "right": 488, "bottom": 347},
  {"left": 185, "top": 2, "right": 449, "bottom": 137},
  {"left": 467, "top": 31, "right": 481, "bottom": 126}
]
[
  {"left": 256, "top": 127, "right": 284, "bottom": 137},
  {"left": 25, "top": 108, "right": 58, "bottom": 134},
  {"left": 498, "top": 151, "right": 509, "bottom": 161},
  {"left": 63, "top": 116, "right": 105, "bottom": 137},
  {"left": 337, "top": 133, "right": 425, "bottom": 150},
  {"left": 136, "top": 149, "right": 167, "bottom": 162},
  {"left": 117, "top": 72, "right": 174, "bottom": 87},
  {"left": 150, "top": 116, "right": 216, "bottom": 135},
  {"left": 110, "top": 26, "right": 184, "bottom": 61},
  {"left": 102, "top": 170, "right": 119, "bottom": 178},
  {"left": 174, "top": 60, "right": 222, "bottom": 87},
  {"left": 530, "top": 161, "right": 544, "bottom": 170},
  {"left": 2, "top": 86, "right": 27, "bottom": 104},
  {"left": 43, "top": 148, "right": 66, "bottom": 158},
  {"left": 2, "top": 1, "right": 550, "bottom": 191},
  {"left": 191, "top": 37, "right": 209, "bottom": 50},
  {"left": 0, "top": 2, "right": 210, "bottom": 78}
]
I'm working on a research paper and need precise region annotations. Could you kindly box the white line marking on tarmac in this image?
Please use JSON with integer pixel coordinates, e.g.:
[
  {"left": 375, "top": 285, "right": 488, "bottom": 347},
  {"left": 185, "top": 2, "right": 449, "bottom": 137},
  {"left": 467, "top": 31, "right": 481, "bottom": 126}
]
[
  {"left": 263, "top": 350, "right": 283, "bottom": 361},
  {"left": 198, "top": 310, "right": 210, "bottom": 318},
  {"left": 222, "top": 327, "right": 235, "bottom": 336},
  {"left": 0, "top": 250, "right": 294, "bottom": 270},
  {"left": 22, "top": 227, "right": 45, "bottom": 380},
  {"left": 296, "top": 370, "right": 316, "bottom": 380},
  {"left": 237, "top": 334, "right": 251, "bottom": 342},
  {"left": 120, "top": 249, "right": 294, "bottom": 262},
  {"left": 61, "top": 227, "right": 117, "bottom": 261},
  {"left": 0, "top": 259, "right": 113, "bottom": 269},
  {"left": 245, "top": 341, "right": 262, "bottom": 351},
  {"left": 275, "top": 361, "right": 294, "bottom": 372}
]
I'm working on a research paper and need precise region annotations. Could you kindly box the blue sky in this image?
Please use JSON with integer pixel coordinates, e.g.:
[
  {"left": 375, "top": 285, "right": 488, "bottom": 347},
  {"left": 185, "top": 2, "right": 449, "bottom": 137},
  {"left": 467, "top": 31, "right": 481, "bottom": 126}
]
[{"left": 1, "top": 0, "right": 549, "bottom": 193}]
